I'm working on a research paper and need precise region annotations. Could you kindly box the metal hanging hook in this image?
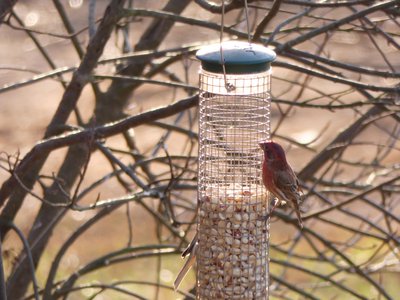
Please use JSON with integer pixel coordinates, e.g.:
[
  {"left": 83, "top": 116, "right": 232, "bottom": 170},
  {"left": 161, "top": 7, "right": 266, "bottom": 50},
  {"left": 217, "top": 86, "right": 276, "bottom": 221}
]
[
  {"left": 220, "top": 1, "right": 235, "bottom": 92},
  {"left": 219, "top": 0, "right": 252, "bottom": 92}
]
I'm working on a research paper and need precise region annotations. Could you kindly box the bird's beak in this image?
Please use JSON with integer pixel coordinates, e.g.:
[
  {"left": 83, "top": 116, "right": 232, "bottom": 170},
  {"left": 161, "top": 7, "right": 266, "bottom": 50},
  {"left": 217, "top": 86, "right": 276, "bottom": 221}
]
[{"left": 259, "top": 140, "right": 272, "bottom": 149}]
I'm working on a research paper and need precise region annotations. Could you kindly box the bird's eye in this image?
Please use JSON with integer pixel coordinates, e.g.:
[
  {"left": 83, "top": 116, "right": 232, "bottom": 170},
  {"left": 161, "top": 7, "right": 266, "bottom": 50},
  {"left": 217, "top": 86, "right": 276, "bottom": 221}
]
[{"left": 265, "top": 148, "right": 274, "bottom": 159}]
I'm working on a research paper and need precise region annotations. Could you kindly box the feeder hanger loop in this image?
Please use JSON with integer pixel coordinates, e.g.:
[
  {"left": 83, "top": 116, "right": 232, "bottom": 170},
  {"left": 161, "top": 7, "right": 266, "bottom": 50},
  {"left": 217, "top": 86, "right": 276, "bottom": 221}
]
[
  {"left": 219, "top": 42, "right": 236, "bottom": 92},
  {"left": 217, "top": 0, "right": 254, "bottom": 92}
]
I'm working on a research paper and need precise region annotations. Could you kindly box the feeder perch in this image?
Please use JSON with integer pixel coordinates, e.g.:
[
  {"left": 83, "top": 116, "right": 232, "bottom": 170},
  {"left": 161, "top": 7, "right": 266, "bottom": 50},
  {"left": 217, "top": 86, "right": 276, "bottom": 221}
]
[{"left": 195, "top": 41, "right": 276, "bottom": 299}]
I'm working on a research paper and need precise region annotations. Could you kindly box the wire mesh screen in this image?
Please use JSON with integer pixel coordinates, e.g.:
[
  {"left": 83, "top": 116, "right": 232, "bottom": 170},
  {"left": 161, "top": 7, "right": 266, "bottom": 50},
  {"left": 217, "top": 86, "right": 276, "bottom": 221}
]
[{"left": 197, "top": 69, "right": 271, "bottom": 299}]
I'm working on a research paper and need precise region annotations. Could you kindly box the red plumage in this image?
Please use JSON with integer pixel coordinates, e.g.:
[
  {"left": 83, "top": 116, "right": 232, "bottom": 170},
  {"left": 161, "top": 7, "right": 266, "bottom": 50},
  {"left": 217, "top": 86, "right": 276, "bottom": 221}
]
[{"left": 259, "top": 141, "right": 303, "bottom": 228}]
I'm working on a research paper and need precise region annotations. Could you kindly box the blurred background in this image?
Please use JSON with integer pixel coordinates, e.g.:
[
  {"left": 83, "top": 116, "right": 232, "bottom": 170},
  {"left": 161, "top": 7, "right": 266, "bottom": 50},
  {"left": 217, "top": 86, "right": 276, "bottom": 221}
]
[{"left": 0, "top": 0, "right": 399, "bottom": 299}]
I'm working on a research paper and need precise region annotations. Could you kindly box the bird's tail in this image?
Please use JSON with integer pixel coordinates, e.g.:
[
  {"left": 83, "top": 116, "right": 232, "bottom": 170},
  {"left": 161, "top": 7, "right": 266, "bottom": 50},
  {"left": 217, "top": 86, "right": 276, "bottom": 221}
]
[
  {"left": 292, "top": 194, "right": 304, "bottom": 228},
  {"left": 294, "top": 206, "right": 303, "bottom": 229},
  {"left": 181, "top": 232, "right": 197, "bottom": 258},
  {"left": 174, "top": 250, "right": 196, "bottom": 291}
]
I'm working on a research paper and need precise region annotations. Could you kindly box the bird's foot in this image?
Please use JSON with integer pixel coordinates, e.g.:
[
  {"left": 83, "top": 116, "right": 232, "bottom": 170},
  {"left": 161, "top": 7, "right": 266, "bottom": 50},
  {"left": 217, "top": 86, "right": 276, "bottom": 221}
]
[
  {"left": 258, "top": 213, "right": 271, "bottom": 222},
  {"left": 258, "top": 198, "right": 280, "bottom": 221}
]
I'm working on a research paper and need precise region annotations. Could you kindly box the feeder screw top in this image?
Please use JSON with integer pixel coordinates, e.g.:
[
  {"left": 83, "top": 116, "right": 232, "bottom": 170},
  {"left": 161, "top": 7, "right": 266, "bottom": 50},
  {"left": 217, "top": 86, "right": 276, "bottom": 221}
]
[{"left": 196, "top": 41, "right": 276, "bottom": 74}]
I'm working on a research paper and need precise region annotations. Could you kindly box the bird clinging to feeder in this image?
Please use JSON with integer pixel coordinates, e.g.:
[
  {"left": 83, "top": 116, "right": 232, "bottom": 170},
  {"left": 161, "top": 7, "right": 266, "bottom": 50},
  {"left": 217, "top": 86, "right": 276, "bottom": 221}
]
[{"left": 259, "top": 141, "right": 304, "bottom": 228}]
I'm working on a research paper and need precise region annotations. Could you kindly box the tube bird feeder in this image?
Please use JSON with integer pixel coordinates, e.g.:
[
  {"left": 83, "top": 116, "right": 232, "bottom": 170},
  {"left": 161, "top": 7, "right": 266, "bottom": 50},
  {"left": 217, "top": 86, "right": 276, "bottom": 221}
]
[{"left": 196, "top": 41, "right": 276, "bottom": 299}]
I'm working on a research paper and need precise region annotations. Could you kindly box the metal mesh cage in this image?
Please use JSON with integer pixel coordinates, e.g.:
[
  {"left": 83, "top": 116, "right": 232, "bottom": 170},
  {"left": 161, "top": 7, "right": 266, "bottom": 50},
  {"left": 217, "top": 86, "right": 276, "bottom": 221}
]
[{"left": 197, "top": 69, "right": 271, "bottom": 299}]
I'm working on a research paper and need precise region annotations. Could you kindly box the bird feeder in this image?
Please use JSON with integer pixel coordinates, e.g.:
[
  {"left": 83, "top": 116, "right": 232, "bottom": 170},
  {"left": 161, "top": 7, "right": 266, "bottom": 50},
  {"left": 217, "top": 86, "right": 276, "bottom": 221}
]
[{"left": 196, "top": 41, "right": 276, "bottom": 299}]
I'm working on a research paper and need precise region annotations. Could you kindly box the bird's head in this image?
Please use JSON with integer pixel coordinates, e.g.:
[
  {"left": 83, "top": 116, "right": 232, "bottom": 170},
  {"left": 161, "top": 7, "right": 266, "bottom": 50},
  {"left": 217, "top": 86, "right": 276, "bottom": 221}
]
[{"left": 259, "top": 141, "right": 287, "bottom": 162}]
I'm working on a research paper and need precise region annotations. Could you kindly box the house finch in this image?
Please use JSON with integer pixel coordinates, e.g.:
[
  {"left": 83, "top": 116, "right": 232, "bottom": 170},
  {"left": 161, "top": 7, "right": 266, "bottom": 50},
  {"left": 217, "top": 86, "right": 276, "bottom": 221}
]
[
  {"left": 259, "top": 141, "right": 304, "bottom": 228},
  {"left": 174, "top": 232, "right": 198, "bottom": 290}
]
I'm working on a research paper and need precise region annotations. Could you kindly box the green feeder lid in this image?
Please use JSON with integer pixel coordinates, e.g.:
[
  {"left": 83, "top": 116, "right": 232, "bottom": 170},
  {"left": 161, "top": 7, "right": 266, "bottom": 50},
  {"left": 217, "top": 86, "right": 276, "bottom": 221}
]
[{"left": 196, "top": 41, "right": 276, "bottom": 74}]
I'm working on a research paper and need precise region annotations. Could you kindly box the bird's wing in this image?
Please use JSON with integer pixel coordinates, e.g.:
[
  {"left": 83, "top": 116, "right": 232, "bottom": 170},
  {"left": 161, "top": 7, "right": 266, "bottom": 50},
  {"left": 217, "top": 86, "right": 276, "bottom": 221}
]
[
  {"left": 274, "top": 168, "right": 304, "bottom": 227},
  {"left": 274, "top": 168, "right": 301, "bottom": 200}
]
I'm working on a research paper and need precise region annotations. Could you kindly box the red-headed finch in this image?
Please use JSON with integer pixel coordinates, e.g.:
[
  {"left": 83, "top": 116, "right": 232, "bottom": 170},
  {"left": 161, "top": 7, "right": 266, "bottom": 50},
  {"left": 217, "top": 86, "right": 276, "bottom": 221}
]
[{"left": 259, "top": 141, "right": 304, "bottom": 228}]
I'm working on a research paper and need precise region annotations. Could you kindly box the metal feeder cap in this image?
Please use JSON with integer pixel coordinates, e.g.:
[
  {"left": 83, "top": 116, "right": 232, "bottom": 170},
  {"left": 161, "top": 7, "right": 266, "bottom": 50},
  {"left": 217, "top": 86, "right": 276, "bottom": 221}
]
[{"left": 196, "top": 41, "right": 276, "bottom": 74}]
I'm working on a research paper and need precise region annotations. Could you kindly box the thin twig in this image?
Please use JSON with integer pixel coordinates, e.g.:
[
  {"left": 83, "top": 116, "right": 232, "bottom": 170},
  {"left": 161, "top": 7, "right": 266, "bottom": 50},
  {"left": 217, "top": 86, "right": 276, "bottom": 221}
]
[{"left": 0, "top": 220, "right": 40, "bottom": 300}]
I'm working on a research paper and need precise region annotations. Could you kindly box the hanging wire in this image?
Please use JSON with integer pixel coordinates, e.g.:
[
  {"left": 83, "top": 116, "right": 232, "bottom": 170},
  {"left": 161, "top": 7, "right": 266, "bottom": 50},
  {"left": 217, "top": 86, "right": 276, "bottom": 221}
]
[
  {"left": 243, "top": 0, "right": 251, "bottom": 44},
  {"left": 219, "top": 0, "right": 252, "bottom": 92},
  {"left": 220, "top": 1, "right": 235, "bottom": 92}
]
